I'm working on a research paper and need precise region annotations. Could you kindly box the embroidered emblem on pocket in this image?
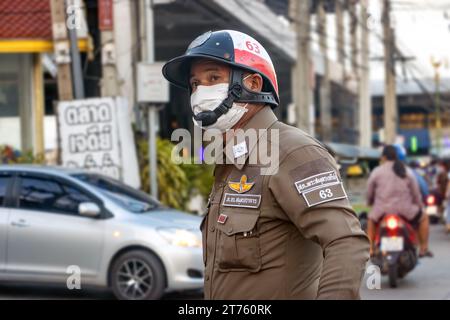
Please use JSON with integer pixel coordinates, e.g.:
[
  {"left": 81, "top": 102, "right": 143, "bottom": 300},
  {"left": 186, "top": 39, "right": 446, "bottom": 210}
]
[{"left": 228, "top": 175, "right": 254, "bottom": 194}]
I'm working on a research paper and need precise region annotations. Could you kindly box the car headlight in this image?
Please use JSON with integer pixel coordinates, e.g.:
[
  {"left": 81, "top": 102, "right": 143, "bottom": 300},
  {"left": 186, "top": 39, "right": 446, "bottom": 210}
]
[{"left": 157, "top": 228, "right": 202, "bottom": 248}]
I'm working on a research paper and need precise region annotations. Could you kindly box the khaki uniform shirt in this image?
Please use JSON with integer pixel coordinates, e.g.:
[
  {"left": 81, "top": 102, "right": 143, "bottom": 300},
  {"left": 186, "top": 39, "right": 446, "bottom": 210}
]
[{"left": 201, "top": 107, "right": 370, "bottom": 299}]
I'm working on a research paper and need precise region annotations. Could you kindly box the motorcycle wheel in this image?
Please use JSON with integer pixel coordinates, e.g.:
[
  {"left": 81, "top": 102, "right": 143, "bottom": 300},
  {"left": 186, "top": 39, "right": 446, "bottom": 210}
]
[
  {"left": 429, "top": 215, "right": 440, "bottom": 225},
  {"left": 388, "top": 264, "right": 398, "bottom": 288}
]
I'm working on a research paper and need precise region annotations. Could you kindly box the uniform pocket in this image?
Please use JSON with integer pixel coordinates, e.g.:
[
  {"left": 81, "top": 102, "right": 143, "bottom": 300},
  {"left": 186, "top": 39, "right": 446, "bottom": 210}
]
[
  {"left": 200, "top": 214, "right": 208, "bottom": 266},
  {"left": 199, "top": 198, "right": 211, "bottom": 266},
  {"left": 215, "top": 208, "right": 261, "bottom": 273}
]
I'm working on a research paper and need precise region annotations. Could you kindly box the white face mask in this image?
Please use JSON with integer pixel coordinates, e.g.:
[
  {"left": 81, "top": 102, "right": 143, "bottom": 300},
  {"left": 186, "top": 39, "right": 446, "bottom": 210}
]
[{"left": 190, "top": 83, "right": 248, "bottom": 132}]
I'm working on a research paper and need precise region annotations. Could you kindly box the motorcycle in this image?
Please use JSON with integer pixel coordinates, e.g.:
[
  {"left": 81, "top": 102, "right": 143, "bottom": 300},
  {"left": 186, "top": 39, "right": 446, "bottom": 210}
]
[
  {"left": 371, "top": 214, "right": 418, "bottom": 288},
  {"left": 425, "top": 193, "right": 440, "bottom": 224}
]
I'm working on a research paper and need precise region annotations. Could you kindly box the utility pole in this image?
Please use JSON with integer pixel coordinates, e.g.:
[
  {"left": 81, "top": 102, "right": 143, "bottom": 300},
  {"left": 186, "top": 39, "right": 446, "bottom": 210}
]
[
  {"left": 431, "top": 57, "right": 443, "bottom": 156},
  {"left": 291, "top": 0, "right": 314, "bottom": 135},
  {"left": 349, "top": 1, "right": 358, "bottom": 74},
  {"left": 317, "top": 0, "right": 332, "bottom": 141},
  {"left": 335, "top": 0, "right": 345, "bottom": 74},
  {"left": 359, "top": 0, "right": 372, "bottom": 147},
  {"left": 144, "top": 0, "right": 158, "bottom": 199},
  {"left": 98, "top": 0, "right": 119, "bottom": 96},
  {"left": 50, "top": 0, "right": 73, "bottom": 164},
  {"left": 50, "top": 0, "right": 74, "bottom": 101},
  {"left": 66, "top": 0, "right": 84, "bottom": 99},
  {"left": 382, "top": 0, "right": 398, "bottom": 144},
  {"left": 349, "top": 0, "right": 362, "bottom": 145}
]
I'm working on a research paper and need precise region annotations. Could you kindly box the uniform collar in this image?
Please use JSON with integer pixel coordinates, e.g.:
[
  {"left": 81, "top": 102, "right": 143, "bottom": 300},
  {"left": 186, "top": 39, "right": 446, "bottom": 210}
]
[{"left": 217, "top": 106, "right": 278, "bottom": 170}]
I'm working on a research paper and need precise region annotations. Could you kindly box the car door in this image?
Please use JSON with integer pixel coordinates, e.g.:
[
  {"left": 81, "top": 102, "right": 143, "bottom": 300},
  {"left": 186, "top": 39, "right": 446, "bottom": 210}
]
[
  {"left": 0, "top": 172, "right": 14, "bottom": 273},
  {"left": 6, "top": 173, "right": 105, "bottom": 281}
]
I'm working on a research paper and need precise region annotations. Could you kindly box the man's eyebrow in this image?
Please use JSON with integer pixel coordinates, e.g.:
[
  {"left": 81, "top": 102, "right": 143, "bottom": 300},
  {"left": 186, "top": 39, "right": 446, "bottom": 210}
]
[{"left": 190, "top": 67, "right": 221, "bottom": 78}]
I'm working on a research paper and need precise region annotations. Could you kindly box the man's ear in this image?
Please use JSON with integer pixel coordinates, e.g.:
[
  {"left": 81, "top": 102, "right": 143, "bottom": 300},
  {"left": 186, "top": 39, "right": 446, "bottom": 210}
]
[{"left": 243, "top": 73, "right": 263, "bottom": 92}]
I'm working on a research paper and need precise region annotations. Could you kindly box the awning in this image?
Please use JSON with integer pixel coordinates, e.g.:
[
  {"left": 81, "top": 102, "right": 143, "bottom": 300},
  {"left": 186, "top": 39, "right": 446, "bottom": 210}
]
[
  {"left": 326, "top": 142, "right": 382, "bottom": 160},
  {"left": 0, "top": 0, "right": 89, "bottom": 53},
  {"left": 0, "top": 39, "right": 89, "bottom": 53}
]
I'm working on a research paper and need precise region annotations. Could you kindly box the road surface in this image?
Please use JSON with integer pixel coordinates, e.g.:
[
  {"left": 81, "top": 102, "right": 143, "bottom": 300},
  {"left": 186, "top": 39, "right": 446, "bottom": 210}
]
[
  {"left": 361, "top": 224, "right": 450, "bottom": 300},
  {"left": 0, "top": 225, "right": 448, "bottom": 300}
]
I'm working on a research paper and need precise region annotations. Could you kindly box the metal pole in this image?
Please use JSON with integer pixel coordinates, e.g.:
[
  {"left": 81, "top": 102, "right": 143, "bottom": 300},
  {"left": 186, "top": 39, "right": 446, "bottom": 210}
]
[
  {"left": 145, "top": 0, "right": 158, "bottom": 199},
  {"left": 335, "top": 0, "right": 345, "bottom": 69},
  {"left": 435, "top": 68, "right": 442, "bottom": 156},
  {"left": 148, "top": 107, "right": 158, "bottom": 198},
  {"left": 359, "top": 0, "right": 372, "bottom": 147},
  {"left": 67, "top": 0, "right": 85, "bottom": 99},
  {"left": 317, "top": 0, "right": 332, "bottom": 142},
  {"left": 382, "top": 0, "right": 397, "bottom": 144},
  {"left": 291, "top": 0, "right": 313, "bottom": 135},
  {"left": 431, "top": 58, "right": 442, "bottom": 156}
]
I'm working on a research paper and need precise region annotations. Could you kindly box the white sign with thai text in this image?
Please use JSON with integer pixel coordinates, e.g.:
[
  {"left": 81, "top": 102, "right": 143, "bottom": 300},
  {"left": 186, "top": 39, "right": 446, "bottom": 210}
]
[{"left": 59, "top": 97, "right": 121, "bottom": 180}]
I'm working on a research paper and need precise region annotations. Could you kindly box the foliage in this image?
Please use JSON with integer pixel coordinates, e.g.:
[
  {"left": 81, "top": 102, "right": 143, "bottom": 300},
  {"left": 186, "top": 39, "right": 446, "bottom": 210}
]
[
  {"left": 180, "top": 162, "right": 215, "bottom": 200},
  {"left": 0, "top": 145, "right": 45, "bottom": 164},
  {"left": 136, "top": 137, "right": 214, "bottom": 210}
]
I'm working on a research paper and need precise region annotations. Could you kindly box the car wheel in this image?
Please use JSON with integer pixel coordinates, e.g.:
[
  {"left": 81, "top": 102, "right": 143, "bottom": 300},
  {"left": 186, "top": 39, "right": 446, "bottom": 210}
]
[{"left": 111, "top": 250, "right": 166, "bottom": 300}]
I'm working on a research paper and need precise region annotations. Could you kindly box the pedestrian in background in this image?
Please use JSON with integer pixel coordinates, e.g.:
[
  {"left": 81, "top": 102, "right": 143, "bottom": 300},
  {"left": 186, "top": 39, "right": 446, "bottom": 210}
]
[
  {"left": 436, "top": 160, "right": 449, "bottom": 220},
  {"left": 409, "top": 160, "right": 429, "bottom": 202}
]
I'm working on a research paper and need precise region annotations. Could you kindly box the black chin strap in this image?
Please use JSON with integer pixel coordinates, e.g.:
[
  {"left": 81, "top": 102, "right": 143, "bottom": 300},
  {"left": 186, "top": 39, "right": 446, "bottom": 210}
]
[
  {"left": 193, "top": 83, "right": 242, "bottom": 127},
  {"left": 193, "top": 68, "right": 277, "bottom": 127}
]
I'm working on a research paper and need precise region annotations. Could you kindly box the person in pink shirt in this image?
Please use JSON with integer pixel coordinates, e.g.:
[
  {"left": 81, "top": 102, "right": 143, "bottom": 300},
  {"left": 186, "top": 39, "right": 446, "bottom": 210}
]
[{"left": 366, "top": 145, "right": 432, "bottom": 258}]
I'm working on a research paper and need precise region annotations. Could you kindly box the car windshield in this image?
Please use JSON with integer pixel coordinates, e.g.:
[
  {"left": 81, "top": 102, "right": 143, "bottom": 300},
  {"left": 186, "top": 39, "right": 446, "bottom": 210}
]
[{"left": 72, "top": 173, "right": 161, "bottom": 213}]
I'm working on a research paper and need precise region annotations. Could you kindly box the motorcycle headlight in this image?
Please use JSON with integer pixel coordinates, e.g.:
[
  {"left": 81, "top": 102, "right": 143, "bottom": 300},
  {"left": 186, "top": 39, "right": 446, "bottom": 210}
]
[{"left": 157, "top": 228, "right": 202, "bottom": 248}]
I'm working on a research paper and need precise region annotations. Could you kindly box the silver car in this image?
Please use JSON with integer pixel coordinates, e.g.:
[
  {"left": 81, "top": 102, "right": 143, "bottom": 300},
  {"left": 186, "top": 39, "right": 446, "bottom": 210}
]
[{"left": 0, "top": 165, "right": 204, "bottom": 300}]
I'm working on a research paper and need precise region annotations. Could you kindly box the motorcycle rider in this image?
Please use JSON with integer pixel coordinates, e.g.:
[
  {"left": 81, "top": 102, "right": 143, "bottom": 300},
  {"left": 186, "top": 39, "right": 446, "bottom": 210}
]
[
  {"left": 443, "top": 163, "right": 450, "bottom": 233},
  {"left": 366, "top": 145, "right": 433, "bottom": 257},
  {"left": 436, "top": 160, "right": 449, "bottom": 220},
  {"left": 409, "top": 160, "right": 429, "bottom": 201}
]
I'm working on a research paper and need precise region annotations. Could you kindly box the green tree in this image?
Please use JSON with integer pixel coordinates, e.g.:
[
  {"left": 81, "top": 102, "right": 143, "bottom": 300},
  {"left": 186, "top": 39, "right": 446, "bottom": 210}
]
[
  {"left": 0, "top": 145, "right": 44, "bottom": 164},
  {"left": 136, "top": 137, "right": 214, "bottom": 211}
]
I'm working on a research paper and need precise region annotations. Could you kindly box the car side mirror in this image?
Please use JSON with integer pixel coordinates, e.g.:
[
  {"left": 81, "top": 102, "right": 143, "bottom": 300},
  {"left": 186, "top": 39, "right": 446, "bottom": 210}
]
[{"left": 78, "top": 202, "right": 101, "bottom": 218}]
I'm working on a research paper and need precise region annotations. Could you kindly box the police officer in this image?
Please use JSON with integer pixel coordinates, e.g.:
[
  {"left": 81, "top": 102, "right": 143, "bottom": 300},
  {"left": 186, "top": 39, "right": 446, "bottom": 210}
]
[{"left": 163, "top": 30, "right": 370, "bottom": 299}]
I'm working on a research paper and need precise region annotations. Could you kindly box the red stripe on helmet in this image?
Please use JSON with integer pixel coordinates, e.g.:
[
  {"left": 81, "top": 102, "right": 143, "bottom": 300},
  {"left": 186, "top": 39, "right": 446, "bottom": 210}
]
[{"left": 234, "top": 48, "right": 278, "bottom": 95}]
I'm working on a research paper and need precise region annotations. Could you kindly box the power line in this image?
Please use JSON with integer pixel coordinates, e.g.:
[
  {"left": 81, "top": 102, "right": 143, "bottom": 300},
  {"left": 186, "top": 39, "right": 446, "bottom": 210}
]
[{"left": 234, "top": 0, "right": 371, "bottom": 71}]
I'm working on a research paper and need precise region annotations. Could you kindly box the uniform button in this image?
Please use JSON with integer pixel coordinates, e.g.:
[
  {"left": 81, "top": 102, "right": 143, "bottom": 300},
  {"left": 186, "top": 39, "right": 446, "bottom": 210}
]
[
  {"left": 206, "top": 275, "right": 210, "bottom": 281},
  {"left": 228, "top": 227, "right": 233, "bottom": 233},
  {"left": 209, "top": 225, "right": 215, "bottom": 232}
]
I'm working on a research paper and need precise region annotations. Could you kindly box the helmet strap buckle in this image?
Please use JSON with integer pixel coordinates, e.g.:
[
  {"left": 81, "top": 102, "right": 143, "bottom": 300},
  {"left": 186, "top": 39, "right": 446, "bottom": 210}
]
[{"left": 214, "top": 83, "right": 242, "bottom": 116}]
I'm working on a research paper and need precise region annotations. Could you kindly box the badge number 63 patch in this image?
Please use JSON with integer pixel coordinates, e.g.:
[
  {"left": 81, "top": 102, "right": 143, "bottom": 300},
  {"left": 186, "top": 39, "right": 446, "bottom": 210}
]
[
  {"left": 301, "top": 182, "right": 348, "bottom": 207},
  {"left": 319, "top": 188, "right": 334, "bottom": 199}
]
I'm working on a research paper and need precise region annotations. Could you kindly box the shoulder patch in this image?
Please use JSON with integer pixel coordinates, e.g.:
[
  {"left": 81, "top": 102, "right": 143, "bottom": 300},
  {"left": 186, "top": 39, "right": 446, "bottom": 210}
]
[
  {"left": 289, "top": 157, "right": 348, "bottom": 207},
  {"left": 294, "top": 170, "right": 340, "bottom": 194}
]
